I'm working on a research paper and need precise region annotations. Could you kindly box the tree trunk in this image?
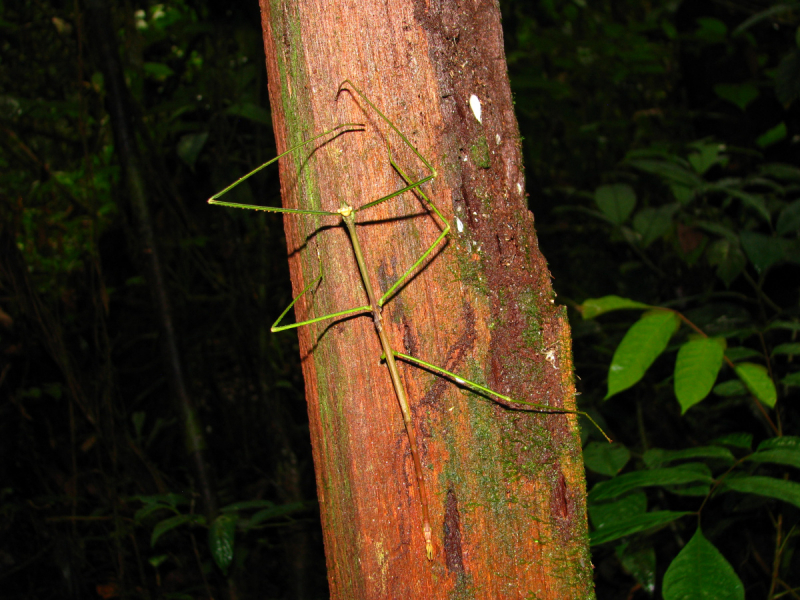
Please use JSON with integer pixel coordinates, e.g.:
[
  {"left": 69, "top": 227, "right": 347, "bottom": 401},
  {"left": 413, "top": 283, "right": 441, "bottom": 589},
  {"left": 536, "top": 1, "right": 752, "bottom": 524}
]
[{"left": 257, "top": 0, "right": 594, "bottom": 597}]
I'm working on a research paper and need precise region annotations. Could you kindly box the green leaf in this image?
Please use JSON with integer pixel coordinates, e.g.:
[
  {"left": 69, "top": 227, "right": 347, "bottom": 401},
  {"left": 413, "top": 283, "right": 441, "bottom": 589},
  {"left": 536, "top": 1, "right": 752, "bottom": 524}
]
[
  {"left": 583, "top": 442, "right": 631, "bottom": 476},
  {"left": 768, "top": 320, "right": 800, "bottom": 332},
  {"left": 643, "top": 446, "right": 735, "bottom": 469},
  {"left": 591, "top": 511, "right": 692, "bottom": 546},
  {"left": 739, "top": 231, "right": 785, "bottom": 273},
  {"left": 589, "top": 491, "right": 647, "bottom": 530},
  {"left": 748, "top": 437, "right": 800, "bottom": 470},
  {"left": 734, "top": 362, "right": 777, "bottom": 408},
  {"left": 662, "top": 528, "right": 744, "bottom": 600},
  {"left": 776, "top": 200, "right": 800, "bottom": 236},
  {"left": 143, "top": 62, "right": 175, "bottom": 81},
  {"left": 595, "top": 184, "right": 636, "bottom": 224},
  {"left": 748, "top": 449, "right": 800, "bottom": 470},
  {"left": 150, "top": 514, "right": 205, "bottom": 547},
  {"left": 687, "top": 141, "right": 728, "bottom": 174},
  {"left": 589, "top": 465, "right": 713, "bottom": 502},
  {"left": 674, "top": 337, "right": 725, "bottom": 413},
  {"left": 772, "top": 343, "right": 800, "bottom": 356},
  {"left": 632, "top": 204, "right": 679, "bottom": 247},
  {"left": 713, "top": 83, "right": 759, "bottom": 111},
  {"left": 176, "top": 132, "right": 209, "bottom": 168},
  {"left": 209, "top": 514, "right": 237, "bottom": 575},
  {"left": 722, "top": 475, "right": 800, "bottom": 510},
  {"left": 711, "top": 432, "right": 753, "bottom": 450},
  {"left": 670, "top": 183, "right": 695, "bottom": 205},
  {"left": 782, "top": 372, "right": 800, "bottom": 387},
  {"left": 756, "top": 122, "right": 787, "bottom": 149},
  {"left": 578, "top": 295, "right": 652, "bottom": 319},
  {"left": 606, "top": 311, "right": 679, "bottom": 399}
]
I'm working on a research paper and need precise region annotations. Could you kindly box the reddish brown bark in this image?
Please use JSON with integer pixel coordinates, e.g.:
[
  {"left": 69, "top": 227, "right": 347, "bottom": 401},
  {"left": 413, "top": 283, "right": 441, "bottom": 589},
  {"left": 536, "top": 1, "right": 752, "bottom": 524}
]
[{"left": 257, "top": 0, "right": 594, "bottom": 597}]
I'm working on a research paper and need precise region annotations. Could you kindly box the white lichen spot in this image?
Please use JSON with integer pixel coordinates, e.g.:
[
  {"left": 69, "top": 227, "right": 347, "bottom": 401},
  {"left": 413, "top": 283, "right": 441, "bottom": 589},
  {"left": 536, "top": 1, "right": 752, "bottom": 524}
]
[
  {"left": 469, "top": 94, "right": 482, "bottom": 124},
  {"left": 455, "top": 216, "right": 464, "bottom": 233},
  {"left": 517, "top": 182, "right": 523, "bottom": 194},
  {"left": 496, "top": 134, "right": 501, "bottom": 144}
]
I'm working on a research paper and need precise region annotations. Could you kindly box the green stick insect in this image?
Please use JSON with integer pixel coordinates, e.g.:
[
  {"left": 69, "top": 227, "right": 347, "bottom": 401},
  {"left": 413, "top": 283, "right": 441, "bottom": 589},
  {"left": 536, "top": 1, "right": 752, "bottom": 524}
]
[{"left": 209, "top": 80, "right": 610, "bottom": 561}]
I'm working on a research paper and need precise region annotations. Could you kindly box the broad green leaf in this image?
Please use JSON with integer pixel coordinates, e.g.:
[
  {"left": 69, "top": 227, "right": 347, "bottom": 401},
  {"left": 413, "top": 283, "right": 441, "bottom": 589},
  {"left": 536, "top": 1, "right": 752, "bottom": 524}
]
[
  {"left": 711, "top": 432, "right": 753, "bottom": 450},
  {"left": 674, "top": 337, "right": 725, "bottom": 413},
  {"left": 176, "top": 132, "right": 209, "bottom": 168},
  {"left": 757, "top": 436, "right": 800, "bottom": 452},
  {"left": 591, "top": 511, "right": 692, "bottom": 546},
  {"left": 772, "top": 343, "right": 800, "bottom": 356},
  {"left": 739, "top": 231, "right": 785, "bottom": 273},
  {"left": 209, "top": 514, "right": 237, "bottom": 575},
  {"left": 670, "top": 183, "right": 695, "bottom": 205},
  {"left": 734, "top": 362, "right": 777, "bottom": 408},
  {"left": 578, "top": 295, "right": 651, "bottom": 319},
  {"left": 151, "top": 514, "right": 205, "bottom": 547},
  {"left": 687, "top": 141, "right": 728, "bottom": 174},
  {"left": 756, "top": 122, "right": 787, "bottom": 149},
  {"left": 143, "top": 62, "right": 174, "bottom": 81},
  {"left": 777, "top": 200, "right": 800, "bottom": 236},
  {"left": 694, "top": 17, "right": 727, "bottom": 42},
  {"left": 748, "top": 437, "right": 800, "bottom": 470},
  {"left": 632, "top": 204, "right": 679, "bottom": 247},
  {"left": 722, "top": 475, "right": 800, "bottom": 510},
  {"left": 643, "top": 446, "right": 734, "bottom": 469},
  {"left": 782, "top": 372, "right": 800, "bottom": 387},
  {"left": 748, "top": 449, "right": 800, "bottom": 470},
  {"left": 595, "top": 184, "right": 636, "bottom": 225},
  {"left": 768, "top": 320, "right": 800, "bottom": 332},
  {"left": 606, "top": 311, "right": 679, "bottom": 399},
  {"left": 589, "top": 465, "right": 713, "bottom": 502},
  {"left": 662, "top": 528, "right": 744, "bottom": 600},
  {"left": 589, "top": 491, "right": 647, "bottom": 530},
  {"left": 713, "top": 83, "right": 759, "bottom": 111},
  {"left": 617, "top": 543, "right": 656, "bottom": 594},
  {"left": 583, "top": 442, "right": 631, "bottom": 476}
]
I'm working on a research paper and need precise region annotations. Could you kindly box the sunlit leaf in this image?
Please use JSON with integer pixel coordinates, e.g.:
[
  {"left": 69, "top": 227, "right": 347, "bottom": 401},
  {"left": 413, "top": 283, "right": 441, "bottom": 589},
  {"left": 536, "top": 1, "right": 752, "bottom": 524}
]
[
  {"left": 578, "top": 295, "right": 651, "bottom": 319},
  {"left": 674, "top": 337, "right": 725, "bottom": 413},
  {"left": 606, "top": 311, "right": 679, "bottom": 399},
  {"left": 734, "top": 362, "right": 777, "bottom": 408}
]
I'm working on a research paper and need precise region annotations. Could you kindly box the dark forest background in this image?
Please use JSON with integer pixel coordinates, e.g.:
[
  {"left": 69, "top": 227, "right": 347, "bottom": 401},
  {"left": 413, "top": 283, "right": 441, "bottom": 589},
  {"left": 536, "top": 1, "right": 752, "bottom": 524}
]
[{"left": 1, "top": 0, "right": 799, "bottom": 598}]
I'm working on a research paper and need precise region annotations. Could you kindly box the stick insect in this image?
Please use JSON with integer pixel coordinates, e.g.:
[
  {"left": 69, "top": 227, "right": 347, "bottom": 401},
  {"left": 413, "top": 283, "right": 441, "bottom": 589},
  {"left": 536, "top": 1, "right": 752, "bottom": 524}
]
[{"left": 209, "top": 80, "right": 610, "bottom": 561}]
